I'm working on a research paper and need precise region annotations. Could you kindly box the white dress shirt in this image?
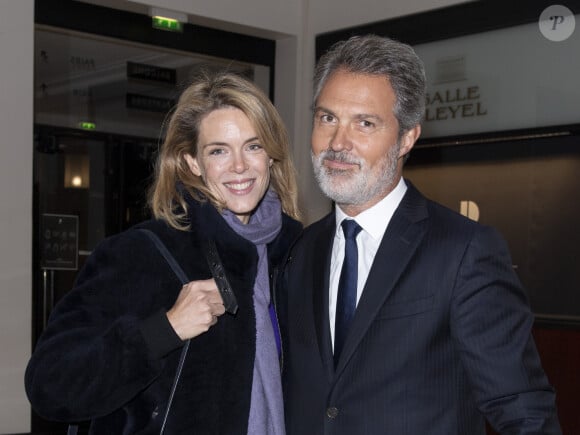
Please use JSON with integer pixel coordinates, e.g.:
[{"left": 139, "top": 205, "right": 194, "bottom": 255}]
[{"left": 329, "top": 177, "right": 408, "bottom": 349}]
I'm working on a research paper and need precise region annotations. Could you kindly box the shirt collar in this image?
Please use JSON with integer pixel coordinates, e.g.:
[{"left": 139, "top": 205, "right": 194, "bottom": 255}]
[{"left": 335, "top": 177, "right": 407, "bottom": 241}]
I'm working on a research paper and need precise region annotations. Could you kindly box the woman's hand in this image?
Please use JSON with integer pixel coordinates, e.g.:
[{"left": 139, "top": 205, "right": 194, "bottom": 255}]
[{"left": 166, "top": 278, "right": 226, "bottom": 340}]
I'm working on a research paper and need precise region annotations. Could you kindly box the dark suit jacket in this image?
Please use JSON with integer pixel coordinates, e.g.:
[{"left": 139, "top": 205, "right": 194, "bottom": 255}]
[{"left": 281, "top": 182, "right": 561, "bottom": 435}]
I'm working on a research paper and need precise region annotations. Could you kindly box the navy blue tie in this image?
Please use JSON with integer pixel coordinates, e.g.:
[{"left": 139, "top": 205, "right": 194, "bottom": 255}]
[{"left": 334, "top": 219, "right": 362, "bottom": 366}]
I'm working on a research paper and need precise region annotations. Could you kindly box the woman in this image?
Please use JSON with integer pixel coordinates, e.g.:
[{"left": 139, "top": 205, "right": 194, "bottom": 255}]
[{"left": 25, "top": 72, "right": 302, "bottom": 434}]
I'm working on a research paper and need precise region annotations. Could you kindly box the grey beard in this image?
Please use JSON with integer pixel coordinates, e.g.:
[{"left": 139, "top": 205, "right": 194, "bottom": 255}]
[{"left": 311, "top": 145, "right": 400, "bottom": 207}]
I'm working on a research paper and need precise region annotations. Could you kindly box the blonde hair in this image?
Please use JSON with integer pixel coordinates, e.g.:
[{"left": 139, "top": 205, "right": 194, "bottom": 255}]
[{"left": 149, "top": 71, "right": 301, "bottom": 229}]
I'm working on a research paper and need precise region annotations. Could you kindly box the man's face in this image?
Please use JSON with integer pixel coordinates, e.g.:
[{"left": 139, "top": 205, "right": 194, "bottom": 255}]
[{"left": 311, "top": 69, "right": 420, "bottom": 216}]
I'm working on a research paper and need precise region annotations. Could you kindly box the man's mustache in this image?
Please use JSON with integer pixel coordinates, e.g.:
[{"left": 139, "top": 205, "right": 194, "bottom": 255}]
[{"left": 319, "top": 150, "right": 361, "bottom": 166}]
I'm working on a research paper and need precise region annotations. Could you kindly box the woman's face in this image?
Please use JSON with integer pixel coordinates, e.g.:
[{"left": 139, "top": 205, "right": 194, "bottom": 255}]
[{"left": 185, "top": 107, "right": 272, "bottom": 224}]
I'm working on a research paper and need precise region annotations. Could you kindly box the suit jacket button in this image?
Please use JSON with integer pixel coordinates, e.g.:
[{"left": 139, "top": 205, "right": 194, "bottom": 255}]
[{"left": 326, "top": 407, "right": 339, "bottom": 419}]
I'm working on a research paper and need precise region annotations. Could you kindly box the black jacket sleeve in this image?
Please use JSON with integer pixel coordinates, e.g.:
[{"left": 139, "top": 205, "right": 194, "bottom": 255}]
[{"left": 25, "top": 229, "right": 183, "bottom": 422}]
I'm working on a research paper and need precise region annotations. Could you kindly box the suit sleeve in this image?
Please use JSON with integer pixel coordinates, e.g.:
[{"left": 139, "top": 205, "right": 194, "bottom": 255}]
[
  {"left": 24, "top": 231, "right": 183, "bottom": 422},
  {"left": 450, "top": 225, "right": 562, "bottom": 434}
]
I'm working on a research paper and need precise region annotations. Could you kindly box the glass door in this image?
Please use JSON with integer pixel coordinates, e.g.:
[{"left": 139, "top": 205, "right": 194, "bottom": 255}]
[
  {"left": 32, "top": 20, "right": 272, "bottom": 433},
  {"left": 32, "top": 125, "right": 160, "bottom": 433}
]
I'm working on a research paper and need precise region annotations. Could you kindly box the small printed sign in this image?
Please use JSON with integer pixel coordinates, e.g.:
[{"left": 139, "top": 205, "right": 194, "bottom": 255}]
[
  {"left": 40, "top": 214, "right": 79, "bottom": 270},
  {"left": 126, "top": 93, "right": 175, "bottom": 113},
  {"left": 127, "top": 62, "right": 176, "bottom": 84}
]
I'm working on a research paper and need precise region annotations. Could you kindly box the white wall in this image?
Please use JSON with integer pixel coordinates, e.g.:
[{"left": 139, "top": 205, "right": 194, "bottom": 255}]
[
  {"left": 0, "top": 1, "right": 34, "bottom": 432},
  {"left": 310, "top": 0, "right": 470, "bottom": 35},
  {"left": 0, "top": 0, "right": 465, "bottom": 432}
]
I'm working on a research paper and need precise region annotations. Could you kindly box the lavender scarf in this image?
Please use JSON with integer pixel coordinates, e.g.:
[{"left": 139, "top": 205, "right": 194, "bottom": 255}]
[{"left": 222, "top": 189, "right": 285, "bottom": 435}]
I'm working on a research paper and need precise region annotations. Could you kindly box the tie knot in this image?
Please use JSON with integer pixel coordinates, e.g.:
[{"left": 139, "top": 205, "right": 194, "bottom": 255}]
[{"left": 341, "top": 219, "right": 362, "bottom": 240}]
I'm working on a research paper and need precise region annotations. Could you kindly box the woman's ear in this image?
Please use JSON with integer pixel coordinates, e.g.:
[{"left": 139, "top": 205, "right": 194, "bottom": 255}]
[{"left": 184, "top": 153, "right": 202, "bottom": 177}]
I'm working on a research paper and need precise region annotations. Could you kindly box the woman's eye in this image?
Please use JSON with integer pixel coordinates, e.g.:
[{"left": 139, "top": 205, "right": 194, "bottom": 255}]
[
  {"left": 247, "top": 143, "right": 263, "bottom": 152},
  {"left": 208, "top": 148, "right": 225, "bottom": 156}
]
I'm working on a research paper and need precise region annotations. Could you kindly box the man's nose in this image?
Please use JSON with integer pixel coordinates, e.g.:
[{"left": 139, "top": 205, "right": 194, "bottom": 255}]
[{"left": 329, "top": 124, "right": 352, "bottom": 152}]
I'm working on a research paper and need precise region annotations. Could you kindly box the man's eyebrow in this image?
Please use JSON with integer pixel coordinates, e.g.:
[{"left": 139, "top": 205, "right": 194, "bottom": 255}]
[
  {"left": 353, "top": 113, "right": 383, "bottom": 122},
  {"left": 313, "top": 105, "right": 335, "bottom": 115},
  {"left": 314, "top": 107, "right": 383, "bottom": 121}
]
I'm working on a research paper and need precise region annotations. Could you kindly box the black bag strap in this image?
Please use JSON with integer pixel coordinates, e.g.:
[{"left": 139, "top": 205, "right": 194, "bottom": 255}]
[
  {"left": 139, "top": 228, "right": 191, "bottom": 435},
  {"left": 140, "top": 228, "right": 189, "bottom": 284}
]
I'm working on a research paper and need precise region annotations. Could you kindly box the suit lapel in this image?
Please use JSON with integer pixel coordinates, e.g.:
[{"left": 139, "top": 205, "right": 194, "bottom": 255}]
[
  {"left": 334, "top": 183, "right": 429, "bottom": 375},
  {"left": 311, "top": 216, "right": 336, "bottom": 377}
]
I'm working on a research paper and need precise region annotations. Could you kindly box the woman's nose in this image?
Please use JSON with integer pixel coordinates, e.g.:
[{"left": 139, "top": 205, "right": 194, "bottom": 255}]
[{"left": 231, "top": 152, "right": 248, "bottom": 173}]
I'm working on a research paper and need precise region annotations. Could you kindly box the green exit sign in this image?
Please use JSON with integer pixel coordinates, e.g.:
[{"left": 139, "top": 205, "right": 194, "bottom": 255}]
[
  {"left": 152, "top": 16, "right": 183, "bottom": 32},
  {"left": 78, "top": 121, "right": 96, "bottom": 130}
]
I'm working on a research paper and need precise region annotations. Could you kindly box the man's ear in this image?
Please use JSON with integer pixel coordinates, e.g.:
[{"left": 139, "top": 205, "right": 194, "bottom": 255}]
[
  {"left": 184, "top": 153, "right": 202, "bottom": 177},
  {"left": 398, "top": 124, "right": 421, "bottom": 159}
]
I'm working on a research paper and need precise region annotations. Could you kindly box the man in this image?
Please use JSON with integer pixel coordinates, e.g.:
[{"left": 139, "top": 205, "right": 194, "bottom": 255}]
[{"left": 281, "top": 34, "right": 561, "bottom": 435}]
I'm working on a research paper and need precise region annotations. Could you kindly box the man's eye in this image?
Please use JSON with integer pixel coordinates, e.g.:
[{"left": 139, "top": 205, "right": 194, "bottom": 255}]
[
  {"left": 319, "top": 114, "right": 335, "bottom": 123},
  {"left": 360, "top": 120, "right": 375, "bottom": 128}
]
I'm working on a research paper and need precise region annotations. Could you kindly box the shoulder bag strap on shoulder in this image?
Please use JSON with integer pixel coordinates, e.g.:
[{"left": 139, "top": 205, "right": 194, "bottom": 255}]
[{"left": 138, "top": 228, "right": 190, "bottom": 435}]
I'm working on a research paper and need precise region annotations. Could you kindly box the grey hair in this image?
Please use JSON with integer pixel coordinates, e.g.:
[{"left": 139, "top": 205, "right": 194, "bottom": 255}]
[{"left": 313, "top": 34, "right": 426, "bottom": 136}]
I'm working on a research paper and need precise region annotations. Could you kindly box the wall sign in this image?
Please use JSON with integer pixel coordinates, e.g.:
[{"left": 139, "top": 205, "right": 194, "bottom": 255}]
[
  {"left": 40, "top": 214, "right": 79, "bottom": 270},
  {"left": 126, "top": 61, "right": 176, "bottom": 84},
  {"left": 413, "top": 12, "right": 580, "bottom": 139},
  {"left": 316, "top": 1, "right": 580, "bottom": 143},
  {"left": 126, "top": 93, "right": 175, "bottom": 113}
]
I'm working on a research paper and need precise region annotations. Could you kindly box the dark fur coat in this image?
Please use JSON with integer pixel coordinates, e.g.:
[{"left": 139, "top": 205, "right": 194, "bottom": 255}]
[{"left": 25, "top": 197, "right": 301, "bottom": 434}]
